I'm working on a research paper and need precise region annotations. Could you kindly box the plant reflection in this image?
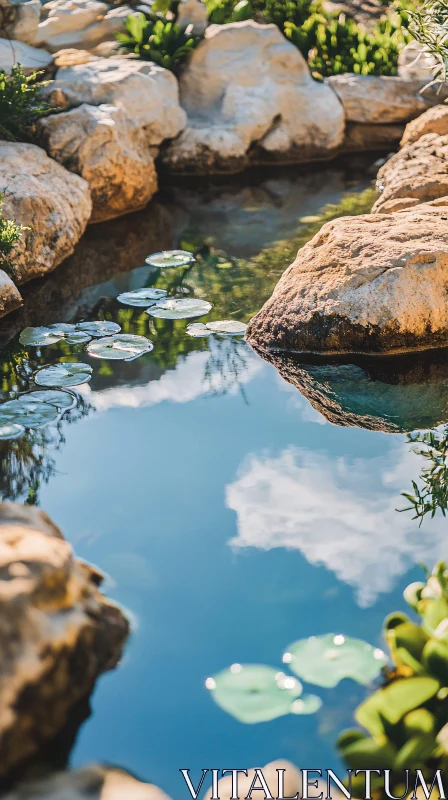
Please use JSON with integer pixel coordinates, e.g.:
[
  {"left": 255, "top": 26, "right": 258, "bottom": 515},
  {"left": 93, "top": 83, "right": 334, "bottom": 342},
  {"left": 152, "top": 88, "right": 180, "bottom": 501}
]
[{"left": 400, "top": 428, "right": 448, "bottom": 524}]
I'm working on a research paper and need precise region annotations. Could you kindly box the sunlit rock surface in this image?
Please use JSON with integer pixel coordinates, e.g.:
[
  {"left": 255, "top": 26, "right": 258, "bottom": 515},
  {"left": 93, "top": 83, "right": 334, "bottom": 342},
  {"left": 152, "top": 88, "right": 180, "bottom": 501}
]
[
  {"left": 45, "top": 56, "right": 187, "bottom": 146},
  {"left": 373, "top": 133, "right": 448, "bottom": 213},
  {"left": 0, "top": 0, "right": 41, "bottom": 45},
  {"left": 254, "top": 348, "right": 448, "bottom": 431},
  {"left": 0, "top": 272, "right": 22, "bottom": 318},
  {"left": 162, "top": 21, "right": 345, "bottom": 174},
  {"left": 246, "top": 198, "right": 448, "bottom": 355},
  {"left": 0, "top": 38, "right": 52, "bottom": 72},
  {"left": 401, "top": 105, "right": 448, "bottom": 147},
  {"left": 39, "top": 103, "right": 158, "bottom": 223},
  {"left": 0, "top": 502, "right": 129, "bottom": 777},
  {"left": 4, "top": 766, "right": 171, "bottom": 799},
  {"left": 176, "top": 0, "right": 207, "bottom": 34},
  {"left": 326, "top": 73, "right": 447, "bottom": 124},
  {"left": 0, "top": 142, "right": 91, "bottom": 285},
  {"left": 33, "top": 0, "right": 131, "bottom": 52}
]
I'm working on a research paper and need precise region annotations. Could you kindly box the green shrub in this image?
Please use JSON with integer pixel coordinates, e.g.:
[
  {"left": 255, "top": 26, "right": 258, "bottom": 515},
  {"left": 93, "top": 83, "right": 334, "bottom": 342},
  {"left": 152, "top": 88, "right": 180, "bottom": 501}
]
[
  {"left": 285, "top": 6, "right": 411, "bottom": 77},
  {"left": 0, "top": 194, "right": 24, "bottom": 276},
  {"left": 253, "top": 0, "right": 320, "bottom": 27},
  {"left": 116, "top": 12, "right": 200, "bottom": 70},
  {"left": 206, "top": 0, "right": 253, "bottom": 24},
  {"left": 0, "top": 65, "right": 51, "bottom": 143},
  {"left": 409, "top": 0, "right": 448, "bottom": 84},
  {"left": 338, "top": 563, "right": 448, "bottom": 798}
]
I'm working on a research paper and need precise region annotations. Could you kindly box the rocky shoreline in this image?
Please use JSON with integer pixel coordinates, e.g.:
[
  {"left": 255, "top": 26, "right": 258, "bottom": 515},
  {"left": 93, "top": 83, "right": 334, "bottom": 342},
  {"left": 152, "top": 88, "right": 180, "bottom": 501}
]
[{"left": 1, "top": 0, "right": 448, "bottom": 320}]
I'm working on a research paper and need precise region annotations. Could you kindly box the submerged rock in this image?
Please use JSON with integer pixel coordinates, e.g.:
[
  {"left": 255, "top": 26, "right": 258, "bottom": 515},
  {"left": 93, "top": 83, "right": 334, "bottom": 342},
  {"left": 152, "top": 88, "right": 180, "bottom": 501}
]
[
  {"left": 207, "top": 761, "right": 302, "bottom": 800},
  {"left": 39, "top": 103, "right": 158, "bottom": 223},
  {"left": 33, "top": 0, "right": 131, "bottom": 53},
  {"left": 162, "top": 20, "right": 344, "bottom": 174},
  {"left": 246, "top": 198, "right": 448, "bottom": 355},
  {"left": 0, "top": 502, "right": 129, "bottom": 777},
  {"left": 373, "top": 132, "right": 448, "bottom": 213},
  {"left": 4, "top": 766, "right": 171, "bottom": 799},
  {"left": 0, "top": 142, "right": 91, "bottom": 284},
  {"left": 255, "top": 349, "right": 448, "bottom": 432},
  {"left": 0, "top": 272, "right": 22, "bottom": 318}
]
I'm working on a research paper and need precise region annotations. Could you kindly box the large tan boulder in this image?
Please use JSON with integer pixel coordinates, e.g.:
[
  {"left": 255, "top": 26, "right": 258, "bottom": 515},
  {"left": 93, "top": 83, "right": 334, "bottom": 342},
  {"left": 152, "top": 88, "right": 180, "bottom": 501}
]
[
  {"left": 33, "top": 0, "right": 131, "bottom": 52},
  {"left": 4, "top": 767, "right": 171, "bottom": 799},
  {"left": 0, "top": 503, "right": 129, "bottom": 776},
  {"left": 163, "top": 20, "right": 345, "bottom": 173},
  {"left": 246, "top": 198, "right": 448, "bottom": 355},
  {"left": 401, "top": 104, "right": 448, "bottom": 146},
  {"left": 0, "top": 142, "right": 92, "bottom": 284},
  {"left": 0, "top": 272, "right": 22, "bottom": 318},
  {"left": 39, "top": 103, "right": 158, "bottom": 223},
  {"left": 326, "top": 73, "right": 448, "bottom": 124},
  {"left": 0, "top": 0, "right": 41, "bottom": 45},
  {"left": 372, "top": 132, "right": 448, "bottom": 213},
  {"left": 46, "top": 56, "right": 187, "bottom": 145},
  {"left": 0, "top": 37, "right": 52, "bottom": 73}
]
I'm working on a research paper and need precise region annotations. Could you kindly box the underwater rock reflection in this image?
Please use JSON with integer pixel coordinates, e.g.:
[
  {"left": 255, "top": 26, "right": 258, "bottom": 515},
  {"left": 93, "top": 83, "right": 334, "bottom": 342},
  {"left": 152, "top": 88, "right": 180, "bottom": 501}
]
[{"left": 254, "top": 348, "right": 448, "bottom": 433}]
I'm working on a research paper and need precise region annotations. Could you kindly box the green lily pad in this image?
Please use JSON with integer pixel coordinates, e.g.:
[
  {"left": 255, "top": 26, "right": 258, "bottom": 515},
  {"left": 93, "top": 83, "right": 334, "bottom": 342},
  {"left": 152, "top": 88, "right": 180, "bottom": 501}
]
[
  {"left": 75, "top": 321, "right": 121, "bottom": 337},
  {"left": 0, "top": 398, "right": 59, "bottom": 428},
  {"left": 34, "top": 363, "right": 93, "bottom": 388},
  {"left": 19, "top": 327, "right": 64, "bottom": 347},
  {"left": 0, "top": 422, "right": 25, "bottom": 440},
  {"left": 65, "top": 331, "right": 92, "bottom": 344},
  {"left": 186, "top": 323, "right": 212, "bottom": 338},
  {"left": 145, "top": 250, "right": 196, "bottom": 269},
  {"left": 117, "top": 288, "right": 168, "bottom": 307},
  {"left": 290, "top": 694, "right": 323, "bottom": 715},
  {"left": 47, "top": 323, "right": 77, "bottom": 335},
  {"left": 207, "top": 664, "right": 304, "bottom": 724},
  {"left": 22, "top": 390, "right": 76, "bottom": 410},
  {"left": 284, "top": 634, "right": 387, "bottom": 688},
  {"left": 147, "top": 298, "right": 212, "bottom": 320},
  {"left": 87, "top": 334, "right": 153, "bottom": 361},
  {"left": 205, "top": 320, "right": 247, "bottom": 335}
]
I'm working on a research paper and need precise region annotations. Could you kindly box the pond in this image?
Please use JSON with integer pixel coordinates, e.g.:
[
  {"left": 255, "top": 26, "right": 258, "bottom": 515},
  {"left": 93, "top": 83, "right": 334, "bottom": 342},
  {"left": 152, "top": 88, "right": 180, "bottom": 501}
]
[{"left": 1, "top": 156, "right": 447, "bottom": 798}]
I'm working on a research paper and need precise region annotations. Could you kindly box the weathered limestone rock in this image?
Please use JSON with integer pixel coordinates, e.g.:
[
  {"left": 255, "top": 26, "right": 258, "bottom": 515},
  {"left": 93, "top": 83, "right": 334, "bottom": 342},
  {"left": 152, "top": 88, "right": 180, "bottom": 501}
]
[
  {"left": 0, "top": 0, "right": 41, "bottom": 45},
  {"left": 0, "top": 271, "right": 22, "bottom": 318},
  {"left": 176, "top": 0, "right": 208, "bottom": 34},
  {"left": 46, "top": 56, "right": 187, "bottom": 145},
  {"left": 39, "top": 103, "right": 158, "bottom": 223},
  {"left": 33, "top": 0, "right": 131, "bottom": 53},
  {"left": 373, "top": 132, "right": 448, "bottom": 213},
  {"left": 0, "top": 142, "right": 92, "bottom": 284},
  {"left": 0, "top": 502, "right": 129, "bottom": 777},
  {"left": 246, "top": 198, "right": 448, "bottom": 355},
  {"left": 0, "top": 38, "right": 52, "bottom": 73},
  {"left": 398, "top": 40, "right": 438, "bottom": 81},
  {"left": 326, "top": 73, "right": 448, "bottom": 124},
  {"left": 401, "top": 104, "right": 448, "bottom": 146},
  {"left": 162, "top": 21, "right": 345, "bottom": 174},
  {"left": 4, "top": 766, "right": 171, "bottom": 799}
]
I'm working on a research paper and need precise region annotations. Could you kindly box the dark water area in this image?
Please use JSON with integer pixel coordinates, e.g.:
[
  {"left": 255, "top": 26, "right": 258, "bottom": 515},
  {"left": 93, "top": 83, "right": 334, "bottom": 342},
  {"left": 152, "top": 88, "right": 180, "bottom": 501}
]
[{"left": 1, "top": 156, "right": 447, "bottom": 798}]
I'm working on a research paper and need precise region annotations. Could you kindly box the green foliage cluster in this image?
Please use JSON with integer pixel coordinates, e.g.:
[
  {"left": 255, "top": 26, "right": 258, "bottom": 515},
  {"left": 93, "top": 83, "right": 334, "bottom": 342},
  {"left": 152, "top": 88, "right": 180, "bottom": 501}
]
[
  {"left": 285, "top": 3, "right": 412, "bottom": 77},
  {"left": 399, "top": 427, "right": 448, "bottom": 523},
  {"left": 116, "top": 11, "right": 200, "bottom": 70},
  {"left": 0, "top": 193, "right": 24, "bottom": 276},
  {"left": 339, "top": 564, "right": 448, "bottom": 797},
  {"left": 409, "top": 0, "right": 448, "bottom": 84},
  {"left": 0, "top": 65, "right": 51, "bottom": 143}
]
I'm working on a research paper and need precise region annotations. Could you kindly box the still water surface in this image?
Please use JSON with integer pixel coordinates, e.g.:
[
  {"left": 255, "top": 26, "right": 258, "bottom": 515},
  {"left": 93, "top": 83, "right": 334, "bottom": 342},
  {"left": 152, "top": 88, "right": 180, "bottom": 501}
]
[{"left": 1, "top": 158, "right": 447, "bottom": 797}]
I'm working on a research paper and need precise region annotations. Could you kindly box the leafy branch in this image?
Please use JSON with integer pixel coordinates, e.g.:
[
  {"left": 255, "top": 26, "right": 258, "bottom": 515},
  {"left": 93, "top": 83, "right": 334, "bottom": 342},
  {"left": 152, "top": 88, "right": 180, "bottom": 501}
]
[{"left": 399, "top": 428, "right": 448, "bottom": 523}]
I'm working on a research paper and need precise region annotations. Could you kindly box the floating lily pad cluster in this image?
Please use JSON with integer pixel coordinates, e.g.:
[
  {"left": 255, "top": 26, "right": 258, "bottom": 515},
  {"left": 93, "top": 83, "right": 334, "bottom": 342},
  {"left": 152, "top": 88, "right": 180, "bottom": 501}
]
[
  {"left": 0, "top": 388, "right": 77, "bottom": 440},
  {"left": 206, "top": 633, "right": 387, "bottom": 724}
]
